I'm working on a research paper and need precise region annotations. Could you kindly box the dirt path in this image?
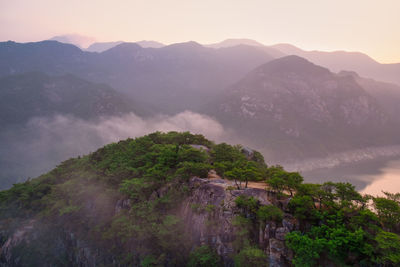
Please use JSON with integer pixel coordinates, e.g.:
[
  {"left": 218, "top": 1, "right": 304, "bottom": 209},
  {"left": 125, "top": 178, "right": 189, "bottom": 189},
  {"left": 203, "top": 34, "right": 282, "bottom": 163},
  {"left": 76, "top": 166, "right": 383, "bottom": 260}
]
[{"left": 207, "top": 170, "right": 269, "bottom": 190}]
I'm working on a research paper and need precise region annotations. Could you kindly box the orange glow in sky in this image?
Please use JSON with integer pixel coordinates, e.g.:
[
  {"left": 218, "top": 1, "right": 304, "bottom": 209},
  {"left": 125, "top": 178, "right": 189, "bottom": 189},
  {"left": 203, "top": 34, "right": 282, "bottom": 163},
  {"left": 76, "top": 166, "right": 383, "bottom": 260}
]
[{"left": 1, "top": 0, "right": 399, "bottom": 63}]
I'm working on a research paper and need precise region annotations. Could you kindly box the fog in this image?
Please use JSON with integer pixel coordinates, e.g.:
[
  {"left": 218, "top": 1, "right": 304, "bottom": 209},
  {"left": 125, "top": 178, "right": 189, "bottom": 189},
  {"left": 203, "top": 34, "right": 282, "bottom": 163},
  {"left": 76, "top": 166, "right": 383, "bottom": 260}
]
[{"left": 0, "top": 111, "right": 233, "bottom": 189}]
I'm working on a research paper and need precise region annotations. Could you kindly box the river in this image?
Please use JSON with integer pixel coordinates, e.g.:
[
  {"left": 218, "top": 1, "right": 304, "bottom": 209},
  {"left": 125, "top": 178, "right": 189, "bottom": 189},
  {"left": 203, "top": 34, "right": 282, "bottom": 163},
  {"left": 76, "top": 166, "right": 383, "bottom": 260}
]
[{"left": 301, "top": 156, "right": 400, "bottom": 196}]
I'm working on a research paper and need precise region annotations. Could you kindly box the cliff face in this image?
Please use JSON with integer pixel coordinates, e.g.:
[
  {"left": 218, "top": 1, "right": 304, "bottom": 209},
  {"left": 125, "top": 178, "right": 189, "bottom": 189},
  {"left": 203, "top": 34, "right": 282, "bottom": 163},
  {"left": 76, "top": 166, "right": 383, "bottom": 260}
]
[
  {"left": 0, "top": 177, "right": 295, "bottom": 267},
  {"left": 181, "top": 177, "right": 297, "bottom": 266}
]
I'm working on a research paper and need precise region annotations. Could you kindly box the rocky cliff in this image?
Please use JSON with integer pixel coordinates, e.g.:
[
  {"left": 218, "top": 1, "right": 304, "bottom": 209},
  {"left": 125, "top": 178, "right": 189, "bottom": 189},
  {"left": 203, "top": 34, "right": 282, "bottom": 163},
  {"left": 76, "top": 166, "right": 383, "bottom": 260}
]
[
  {"left": 181, "top": 177, "right": 296, "bottom": 266},
  {"left": 0, "top": 176, "right": 295, "bottom": 267},
  {"left": 2, "top": 132, "right": 397, "bottom": 266}
]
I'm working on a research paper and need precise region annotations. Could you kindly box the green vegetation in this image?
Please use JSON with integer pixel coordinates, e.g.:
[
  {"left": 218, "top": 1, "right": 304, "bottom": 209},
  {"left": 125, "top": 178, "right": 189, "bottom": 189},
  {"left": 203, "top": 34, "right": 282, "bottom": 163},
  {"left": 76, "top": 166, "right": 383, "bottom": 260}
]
[
  {"left": 211, "top": 143, "right": 267, "bottom": 188},
  {"left": 234, "top": 246, "right": 267, "bottom": 267},
  {"left": 0, "top": 131, "right": 400, "bottom": 266},
  {"left": 188, "top": 245, "right": 222, "bottom": 267},
  {"left": 0, "top": 132, "right": 216, "bottom": 265},
  {"left": 284, "top": 180, "right": 400, "bottom": 266}
]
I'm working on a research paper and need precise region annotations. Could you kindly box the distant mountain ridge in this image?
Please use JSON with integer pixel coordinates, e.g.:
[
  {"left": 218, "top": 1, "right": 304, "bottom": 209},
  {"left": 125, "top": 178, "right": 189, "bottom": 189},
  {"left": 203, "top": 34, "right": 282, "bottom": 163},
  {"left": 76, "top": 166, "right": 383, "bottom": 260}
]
[
  {"left": 49, "top": 34, "right": 96, "bottom": 49},
  {"left": 0, "top": 40, "right": 277, "bottom": 113},
  {"left": 270, "top": 43, "right": 400, "bottom": 86},
  {"left": 86, "top": 40, "right": 165, "bottom": 52},
  {"left": 202, "top": 55, "right": 397, "bottom": 162},
  {"left": 86, "top": 41, "right": 124, "bottom": 52},
  {"left": 206, "top": 38, "right": 265, "bottom": 48},
  {"left": 0, "top": 71, "right": 139, "bottom": 126},
  {"left": 44, "top": 36, "right": 400, "bottom": 86}
]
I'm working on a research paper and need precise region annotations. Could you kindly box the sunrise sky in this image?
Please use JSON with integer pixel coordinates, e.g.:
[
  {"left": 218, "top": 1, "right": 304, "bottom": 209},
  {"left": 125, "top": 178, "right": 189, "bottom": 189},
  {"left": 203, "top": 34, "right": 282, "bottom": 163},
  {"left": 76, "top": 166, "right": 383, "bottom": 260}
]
[{"left": 1, "top": 0, "right": 399, "bottom": 63}]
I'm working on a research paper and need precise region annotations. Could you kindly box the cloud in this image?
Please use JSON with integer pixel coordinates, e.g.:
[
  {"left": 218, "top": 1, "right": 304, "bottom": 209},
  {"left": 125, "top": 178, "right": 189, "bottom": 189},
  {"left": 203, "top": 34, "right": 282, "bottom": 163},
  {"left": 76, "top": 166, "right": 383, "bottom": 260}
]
[
  {"left": 27, "top": 111, "right": 226, "bottom": 151},
  {"left": 0, "top": 111, "right": 229, "bottom": 188}
]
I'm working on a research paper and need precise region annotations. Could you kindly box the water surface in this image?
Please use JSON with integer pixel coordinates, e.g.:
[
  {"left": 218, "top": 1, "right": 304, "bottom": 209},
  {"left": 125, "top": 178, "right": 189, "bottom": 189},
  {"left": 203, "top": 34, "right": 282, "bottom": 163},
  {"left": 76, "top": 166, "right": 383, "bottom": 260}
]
[{"left": 302, "top": 157, "right": 400, "bottom": 196}]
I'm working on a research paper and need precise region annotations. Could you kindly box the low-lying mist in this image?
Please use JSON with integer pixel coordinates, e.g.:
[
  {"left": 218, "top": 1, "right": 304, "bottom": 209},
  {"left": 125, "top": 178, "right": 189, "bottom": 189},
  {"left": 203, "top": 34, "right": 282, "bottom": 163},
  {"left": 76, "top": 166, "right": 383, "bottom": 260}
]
[{"left": 0, "top": 111, "right": 235, "bottom": 190}]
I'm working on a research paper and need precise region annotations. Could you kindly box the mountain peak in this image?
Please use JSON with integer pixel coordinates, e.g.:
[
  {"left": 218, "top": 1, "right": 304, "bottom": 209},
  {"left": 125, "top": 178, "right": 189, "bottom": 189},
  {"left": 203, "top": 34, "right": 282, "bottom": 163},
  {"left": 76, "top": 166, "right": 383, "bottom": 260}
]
[
  {"left": 256, "top": 55, "right": 330, "bottom": 77},
  {"left": 135, "top": 40, "right": 165, "bottom": 48},
  {"left": 206, "top": 38, "right": 265, "bottom": 48},
  {"left": 163, "top": 41, "right": 204, "bottom": 50},
  {"left": 49, "top": 34, "right": 96, "bottom": 49},
  {"left": 101, "top": 42, "right": 142, "bottom": 54}
]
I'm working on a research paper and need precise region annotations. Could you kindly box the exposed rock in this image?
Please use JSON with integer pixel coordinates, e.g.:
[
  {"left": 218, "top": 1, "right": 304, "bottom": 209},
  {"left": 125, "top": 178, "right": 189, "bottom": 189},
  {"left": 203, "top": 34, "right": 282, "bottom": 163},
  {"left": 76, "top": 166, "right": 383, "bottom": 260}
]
[
  {"left": 181, "top": 178, "right": 291, "bottom": 266},
  {"left": 0, "top": 220, "right": 35, "bottom": 265},
  {"left": 275, "top": 227, "right": 289, "bottom": 241},
  {"left": 282, "top": 214, "right": 297, "bottom": 231},
  {"left": 1, "top": 177, "right": 294, "bottom": 266},
  {"left": 114, "top": 198, "right": 131, "bottom": 214},
  {"left": 269, "top": 238, "right": 286, "bottom": 267}
]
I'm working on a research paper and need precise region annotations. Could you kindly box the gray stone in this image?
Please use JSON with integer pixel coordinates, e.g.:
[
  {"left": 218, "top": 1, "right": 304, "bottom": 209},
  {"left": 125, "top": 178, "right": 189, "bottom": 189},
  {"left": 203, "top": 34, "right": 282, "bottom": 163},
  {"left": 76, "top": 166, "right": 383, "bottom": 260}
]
[{"left": 275, "top": 227, "right": 289, "bottom": 241}]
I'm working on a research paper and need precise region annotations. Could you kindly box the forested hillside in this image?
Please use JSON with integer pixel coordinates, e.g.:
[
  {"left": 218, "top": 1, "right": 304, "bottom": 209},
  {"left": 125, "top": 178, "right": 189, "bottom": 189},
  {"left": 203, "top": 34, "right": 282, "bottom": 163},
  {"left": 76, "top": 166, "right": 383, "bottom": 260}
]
[{"left": 1, "top": 132, "right": 399, "bottom": 266}]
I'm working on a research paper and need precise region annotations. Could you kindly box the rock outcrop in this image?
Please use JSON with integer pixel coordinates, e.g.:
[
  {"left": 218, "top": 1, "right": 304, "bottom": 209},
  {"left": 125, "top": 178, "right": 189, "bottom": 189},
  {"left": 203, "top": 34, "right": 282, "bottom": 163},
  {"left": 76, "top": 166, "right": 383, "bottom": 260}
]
[
  {"left": 181, "top": 177, "right": 296, "bottom": 266},
  {"left": 0, "top": 177, "right": 296, "bottom": 266}
]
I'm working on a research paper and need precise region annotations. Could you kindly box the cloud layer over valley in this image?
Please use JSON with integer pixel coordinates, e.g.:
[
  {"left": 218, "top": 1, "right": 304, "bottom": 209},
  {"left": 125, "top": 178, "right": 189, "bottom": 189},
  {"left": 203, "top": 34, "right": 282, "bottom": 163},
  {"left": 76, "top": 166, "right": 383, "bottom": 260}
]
[{"left": 0, "top": 111, "right": 230, "bottom": 189}]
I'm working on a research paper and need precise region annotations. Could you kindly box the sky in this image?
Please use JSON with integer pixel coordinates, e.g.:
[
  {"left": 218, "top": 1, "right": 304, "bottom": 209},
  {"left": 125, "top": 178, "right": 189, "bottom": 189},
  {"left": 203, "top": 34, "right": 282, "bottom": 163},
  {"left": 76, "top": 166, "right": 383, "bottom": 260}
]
[{"left": 1, "top": 0, "right": 399, "bottom": 63}]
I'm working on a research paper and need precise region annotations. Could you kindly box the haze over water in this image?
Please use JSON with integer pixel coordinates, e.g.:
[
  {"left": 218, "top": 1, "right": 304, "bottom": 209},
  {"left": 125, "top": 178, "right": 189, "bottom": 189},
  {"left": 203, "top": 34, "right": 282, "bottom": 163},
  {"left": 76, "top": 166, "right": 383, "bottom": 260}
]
[
  {"left": 303, "top": 157, "right": 400, "bottom": 196},
  {"left": 360, "top": 158, "right": 400, "bottom": 196}
]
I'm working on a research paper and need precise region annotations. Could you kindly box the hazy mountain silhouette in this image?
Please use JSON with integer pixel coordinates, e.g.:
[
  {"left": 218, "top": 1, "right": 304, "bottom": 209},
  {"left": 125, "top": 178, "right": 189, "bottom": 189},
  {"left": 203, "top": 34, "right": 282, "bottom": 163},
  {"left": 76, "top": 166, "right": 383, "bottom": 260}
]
[
  {"left": 0, "top": 41, "right": 92, "bottom": 75},
  {"left": 0, "top": 40, "right": 277, "bottom": 113},
  {"left": 86, "top": 40, "right": 164, "bottom": 52},
  {"left": 206, "top": 38, "right": 265, "bottom": 48},
  {"left": 271, "top": 43, "right": 400, "bottom": 86},
  {"left": 338, "top": 71, "right": 400, "bottom": 127},
  {"left": 49, "top": 34, "right": 96, "bottom": 49},
  {"left": 203, "top": 55, "right": 396, "bottom": 162},
  {"left": 206, "top": 39, "right": 285, "bottom": 58},
  {"left": 0, "top": 72, "right": 139, "bottom": 127},
  {"left": 136, "top": 40, "right": 165, "bottom": 48},
  {"left": 86, "top": 41, "right": 124, "bottom": 52}
]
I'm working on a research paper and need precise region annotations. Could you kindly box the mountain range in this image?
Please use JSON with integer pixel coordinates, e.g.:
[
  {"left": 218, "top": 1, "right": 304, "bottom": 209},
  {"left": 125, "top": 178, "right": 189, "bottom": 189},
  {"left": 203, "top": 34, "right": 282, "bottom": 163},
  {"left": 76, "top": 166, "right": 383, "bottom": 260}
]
[
  {"left": 0, "top": 40, "right": 277, "bottom": 113},
  {"left": 203, "top": 55, "right": 398, "bottom": 162},
  {"left": 48, "top": 36, "right": 400, "bottom": 86},
  {"left": 1, "top": 38, "right": 400, "bottom": 188},
  {"left": 0, "top": 72, "right": 139, "bottom": 127}
]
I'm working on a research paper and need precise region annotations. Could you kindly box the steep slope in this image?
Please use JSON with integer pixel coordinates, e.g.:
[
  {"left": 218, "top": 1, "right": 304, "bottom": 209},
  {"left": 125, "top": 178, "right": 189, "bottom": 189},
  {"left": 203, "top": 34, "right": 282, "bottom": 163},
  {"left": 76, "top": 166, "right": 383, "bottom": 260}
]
[
  {"left": 203, "top": 56, "right": 395, "bottom": 162},
  {"left": 338, "top": 71, "right": 400, "bottom": 127},
  {"left": 1, "top": 132, "right": 399, "bottom": 266},
  {"left": 271, "top": 43, "right": 400, "bottom": 86},
  {"left": 0, "top": 132, "right": 270, "bottom": 266},
  {"left": 0, "top": 40, "right": 276, "bottom": 113}
]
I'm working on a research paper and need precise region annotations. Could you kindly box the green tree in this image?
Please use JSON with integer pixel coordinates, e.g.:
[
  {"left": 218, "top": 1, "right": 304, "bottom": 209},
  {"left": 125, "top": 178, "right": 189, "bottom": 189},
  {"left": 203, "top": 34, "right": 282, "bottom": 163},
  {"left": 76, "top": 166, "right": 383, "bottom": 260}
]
[
  {"left": 257, "top": 205, "right": 283, "bottom": 223},
  {"left": 285, "top": 231, "right": 324, "bottom": 266},
  {"left": 225, "top": 161, "right": 263, "bottom": 189},
  {"left": 289, "top": 195, "right": 317, "bottom": 222},
  {"left": 374, "top": 230, "right": 400, "bottom": 265},
  {"left": 188, "top": 246, "right": 222, "bottom": 267},
  {"left": 266, "top": 169, "right": 303, "bottom": 196},
  {"left": 234, "top": 246, "right": 268, "bottom": 267},
  {"left": 286, "top": 172, "right": 303, "bottom": 196},
  {"left": 373, "top": 197, "right": 400, "bottom": 230},
  {"left": 334, "top": 182, "right": 363, "bottom": 208}
]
